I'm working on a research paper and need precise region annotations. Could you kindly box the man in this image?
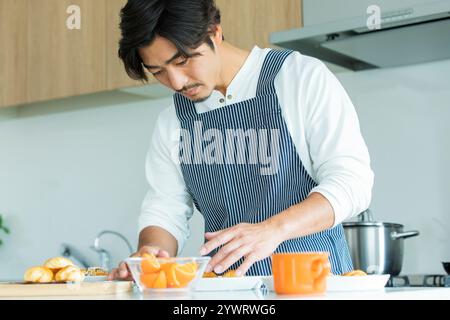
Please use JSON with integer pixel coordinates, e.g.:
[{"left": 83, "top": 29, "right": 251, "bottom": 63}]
[{"left": 109, "top": 0, "right": 374, "bottom": 280}]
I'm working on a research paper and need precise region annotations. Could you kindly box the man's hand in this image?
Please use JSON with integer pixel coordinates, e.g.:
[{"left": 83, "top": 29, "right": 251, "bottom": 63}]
[
  {"left": 199, "top": 221, "right": 284, "bottom": 276},
  {"left": 107, "top": 245, "right": 170, "bottom": 281},
  {"left": 199, "top": 193, "right": 336, "bottom": 276}
]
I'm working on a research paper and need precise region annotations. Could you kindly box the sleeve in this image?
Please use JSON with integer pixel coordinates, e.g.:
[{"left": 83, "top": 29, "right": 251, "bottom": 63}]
[
  {"left": 138, "top": 107, "right": 194, "bottom": 255},
  {"left": 303, "top": 60, "right": 374, "bottom": 227}
]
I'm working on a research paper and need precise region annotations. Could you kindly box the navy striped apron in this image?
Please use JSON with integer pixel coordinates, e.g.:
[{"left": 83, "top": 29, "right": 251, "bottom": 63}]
[{"left": 173, "top": 49, "right": 353, "bottom": 276}]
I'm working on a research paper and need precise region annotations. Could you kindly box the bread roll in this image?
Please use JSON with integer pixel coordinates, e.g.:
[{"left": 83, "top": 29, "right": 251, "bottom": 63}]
[
  {"left": 43, "top": 257, "right": 74, "bottom": 273},
  {"left": 24, "top": 266, "right": 54, "bottom": 283},
  {"left": 55, "top": 265, "right": 85, "bottom": 282}
]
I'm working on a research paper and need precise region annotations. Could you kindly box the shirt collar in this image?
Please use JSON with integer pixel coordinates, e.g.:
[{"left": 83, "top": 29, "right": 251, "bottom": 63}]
[{"left": 195, "top": 46, "right": 263, "bottom": 112}]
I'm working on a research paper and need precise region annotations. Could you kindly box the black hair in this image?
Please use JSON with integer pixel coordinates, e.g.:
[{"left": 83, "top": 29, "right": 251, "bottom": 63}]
[{"left": 118, "top": 0, "right": 222, "bottom": 82}]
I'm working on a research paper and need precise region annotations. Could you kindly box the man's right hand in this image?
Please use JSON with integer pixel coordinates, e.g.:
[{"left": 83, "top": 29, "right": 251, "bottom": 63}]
[{"left": 107, "top": 245, "right": 171, "bottom": 281}]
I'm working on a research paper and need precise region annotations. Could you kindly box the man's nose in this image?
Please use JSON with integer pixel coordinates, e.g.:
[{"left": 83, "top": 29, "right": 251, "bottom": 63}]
[{"left": 167, "top": 69, "right": 187, "bottom": 92}]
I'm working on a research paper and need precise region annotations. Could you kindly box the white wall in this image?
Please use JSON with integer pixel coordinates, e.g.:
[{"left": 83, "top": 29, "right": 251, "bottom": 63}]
[
  {"left": 1, "top": 59, "right": 449, "bottom": 280},
  {"left": 0, "top": 88, "right": 204, "bottom": 281},
  {"left": 335, "top": 59, "right": 450, "bottom": 275}
]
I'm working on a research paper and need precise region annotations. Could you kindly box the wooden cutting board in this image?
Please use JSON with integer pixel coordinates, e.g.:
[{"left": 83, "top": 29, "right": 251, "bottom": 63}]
[{"left": 0, "top": 281, "right": 133, "bottom": 297}]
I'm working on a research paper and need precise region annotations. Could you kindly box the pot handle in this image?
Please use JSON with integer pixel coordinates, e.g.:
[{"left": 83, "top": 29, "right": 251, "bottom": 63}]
[{"left": 391, "top": 230, "right": 420, "bottom": 240}]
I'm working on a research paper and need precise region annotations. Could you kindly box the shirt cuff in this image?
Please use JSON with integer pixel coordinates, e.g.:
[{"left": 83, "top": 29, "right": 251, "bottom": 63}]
[{"left": 309, "top": 184, "right": 352, "bottom": 228}]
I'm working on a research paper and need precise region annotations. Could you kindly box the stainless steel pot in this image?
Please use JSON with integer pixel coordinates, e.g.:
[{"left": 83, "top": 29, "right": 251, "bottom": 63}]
[{"left": 343, "top": 210, "right": 419, "bottom": 275}]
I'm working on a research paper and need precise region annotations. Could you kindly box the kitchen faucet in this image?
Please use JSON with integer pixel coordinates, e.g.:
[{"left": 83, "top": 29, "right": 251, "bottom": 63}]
[
  {"left": 60, "top": 243, "right": 91, "bottom": 268},
  {"left": 90, "top": 230, "right": 134, "bottom": 271}
]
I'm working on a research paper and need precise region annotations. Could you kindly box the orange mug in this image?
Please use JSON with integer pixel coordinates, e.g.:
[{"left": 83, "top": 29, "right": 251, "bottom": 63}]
[{"left": 271, "top": 252, "right": 331, "bottom": 295}]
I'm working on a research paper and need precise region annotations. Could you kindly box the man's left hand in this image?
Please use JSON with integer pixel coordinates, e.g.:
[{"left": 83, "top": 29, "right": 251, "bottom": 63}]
[{"left": 199, "top": 221, "right": 284, "bottom": 276}]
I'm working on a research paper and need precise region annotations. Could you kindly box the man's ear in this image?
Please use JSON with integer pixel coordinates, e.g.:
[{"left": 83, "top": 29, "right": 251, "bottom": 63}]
[{"left": 211, "top": 24, "right": 224, "bottom": 45}]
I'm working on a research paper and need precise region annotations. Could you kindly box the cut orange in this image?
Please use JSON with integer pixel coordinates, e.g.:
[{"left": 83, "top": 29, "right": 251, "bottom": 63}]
[
  {"left": 140, "top": 272, "right": 158, "bottom": 288},
  {"left": 141, "top": 253, "right": 161, "bottom": 274},
  {"left": 152, "top": 270, "right": 167, "bottom": 288},
  {"left": 140, "top": 270, "right": 167, "bottom": 289},
  {"left": 223, "top": 269, "right": 238, "bottom": 277},
  {"left": 161, "top": 262, "right": 181, "bottom": 288},
  {"left": 342, "top": 269, "right": 367, "bottom": 276},
  {"left": 202, "top": 271, "right": 217, "bottom": 278},
  {"left": 160, "top": 261, "right": 176, "bottom": 272},
  {"left": 173, "top": 262, "right": 198, "bottom": 287},
  {"left": 140, "top": 259, "right": 199, "bottom": 289}
]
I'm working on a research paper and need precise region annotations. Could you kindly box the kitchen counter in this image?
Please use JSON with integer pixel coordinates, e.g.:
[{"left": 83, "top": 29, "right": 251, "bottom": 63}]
[{"left": 2, "top": 286, "right": 450, "bottom": 300}]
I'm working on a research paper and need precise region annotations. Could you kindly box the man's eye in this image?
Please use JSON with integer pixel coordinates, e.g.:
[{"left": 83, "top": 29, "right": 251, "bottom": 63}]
[
  {"left": 176, "top": 58, "right": 188, "bottom": 66},
  {"left": 152, "top": 70, "right": 162, "bottom": 76}
]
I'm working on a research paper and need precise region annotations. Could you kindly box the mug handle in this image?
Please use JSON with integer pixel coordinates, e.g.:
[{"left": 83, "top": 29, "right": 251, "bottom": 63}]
[{"left": 311, "top": 257, "right": 331, "bottom": 281}]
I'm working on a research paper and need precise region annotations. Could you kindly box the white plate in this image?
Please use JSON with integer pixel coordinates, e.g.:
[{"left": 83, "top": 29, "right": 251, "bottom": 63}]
[
  {"left": 261, "top": 274, "right": 390, "bottom": 292},
  {"left": 195, "top": 276, "right": 263, "bottom": 291},
  {"left": 327, "top": 274, "right": 390, "bottom": 291}
]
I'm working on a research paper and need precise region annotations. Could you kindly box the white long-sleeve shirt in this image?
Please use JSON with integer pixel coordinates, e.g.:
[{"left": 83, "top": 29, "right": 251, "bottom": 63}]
[{"left": 139, "top": 46, "right": 374, "bottom": 255}]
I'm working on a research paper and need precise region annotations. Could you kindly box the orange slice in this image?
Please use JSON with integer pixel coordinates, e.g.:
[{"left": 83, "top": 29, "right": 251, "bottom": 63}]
[
  {"left": 141, "top": 253, "right": 161, "bottom": 274},
  {"left": 161, "top": 262, "right": 181, "bottom": 288},
  {"left": 342, "top": 269, "right": 367, "bottom": 276},
  {"left": 223, "top": 269, "right": 238, "bottom": 277},
  {"left": 141, "top": 259, "right": 199, "bottom": 289},
  {"left": 203, "top": 271, "right": 217, "bottom": 278},
  {"left": 152, "top": 270, "right": 167, "bottom": 288},
  {"left": 140, "top": 270, "right": 167, "bottom": 289},
  {"left": 140, "top": 272, "right": 158, "bottom": 288},
  {"left": 173, "top": 262, "right": 198, "bottom": 287}
]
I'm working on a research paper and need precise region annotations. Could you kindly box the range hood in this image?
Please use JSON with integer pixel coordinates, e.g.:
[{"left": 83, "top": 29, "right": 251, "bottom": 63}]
[{"left": 270, "top": 0, "right": 450, "bottom": 71}]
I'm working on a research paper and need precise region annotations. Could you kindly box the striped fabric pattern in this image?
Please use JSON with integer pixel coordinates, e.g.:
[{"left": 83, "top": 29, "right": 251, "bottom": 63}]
[{"left": 173, "top": 49, "right": 353, "bottom": 276}]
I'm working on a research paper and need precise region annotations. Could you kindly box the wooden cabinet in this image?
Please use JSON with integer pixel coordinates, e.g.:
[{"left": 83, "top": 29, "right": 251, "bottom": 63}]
[
  {"left": 0, "top": 0, "right": 27, "bottom": 108},
  {"left": 0, "top": 0, "right": 146, "bottom": 108},
  {"left": 216, "top": 0, "right": 302, "bottom": 50},
  {"left": 0, "top": 0, "right": 301, "bottom": 108},
  {"left": 26, "top": 0, "right": 107, "bottom": 104}
]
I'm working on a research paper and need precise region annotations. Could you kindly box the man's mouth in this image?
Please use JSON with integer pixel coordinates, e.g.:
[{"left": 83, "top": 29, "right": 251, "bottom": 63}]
[{"left": 182, "top": 85, "right": 201, "bottom": 97}]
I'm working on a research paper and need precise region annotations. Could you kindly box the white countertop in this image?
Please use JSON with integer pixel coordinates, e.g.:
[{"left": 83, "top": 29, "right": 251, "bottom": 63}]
[
  {"left": 138, "top": 287, "right": 450, "bottom": 300},
  {"left": 3, "top": 286, "right": 450, "bottom": 300}
]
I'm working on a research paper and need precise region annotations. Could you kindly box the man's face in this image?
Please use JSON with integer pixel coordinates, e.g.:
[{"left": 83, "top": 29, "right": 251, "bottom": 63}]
[{"left": 139, "top": 36, "right": 221, "bottom": 102}]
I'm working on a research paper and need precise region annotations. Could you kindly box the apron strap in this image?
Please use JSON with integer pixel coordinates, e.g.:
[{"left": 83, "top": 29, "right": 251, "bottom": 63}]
[
  {"left": 256, "top": 49, "right": 294, "bottom": 96},
  {"left": 174, "top": 92, "right": 198, "bottom": 123}
]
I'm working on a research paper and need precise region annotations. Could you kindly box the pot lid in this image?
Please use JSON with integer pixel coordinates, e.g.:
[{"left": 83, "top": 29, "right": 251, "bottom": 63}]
[
  {"left": 342, "top": 209, "right": 403, "bottom": 228},
  {"left": 342, "top": 221, "right": 404, "bottom": 228}
]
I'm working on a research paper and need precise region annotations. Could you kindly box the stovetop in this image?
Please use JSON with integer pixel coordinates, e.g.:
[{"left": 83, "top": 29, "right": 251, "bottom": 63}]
[{"left": 386, "top": 274, "right": 450, "bottom": 287}]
